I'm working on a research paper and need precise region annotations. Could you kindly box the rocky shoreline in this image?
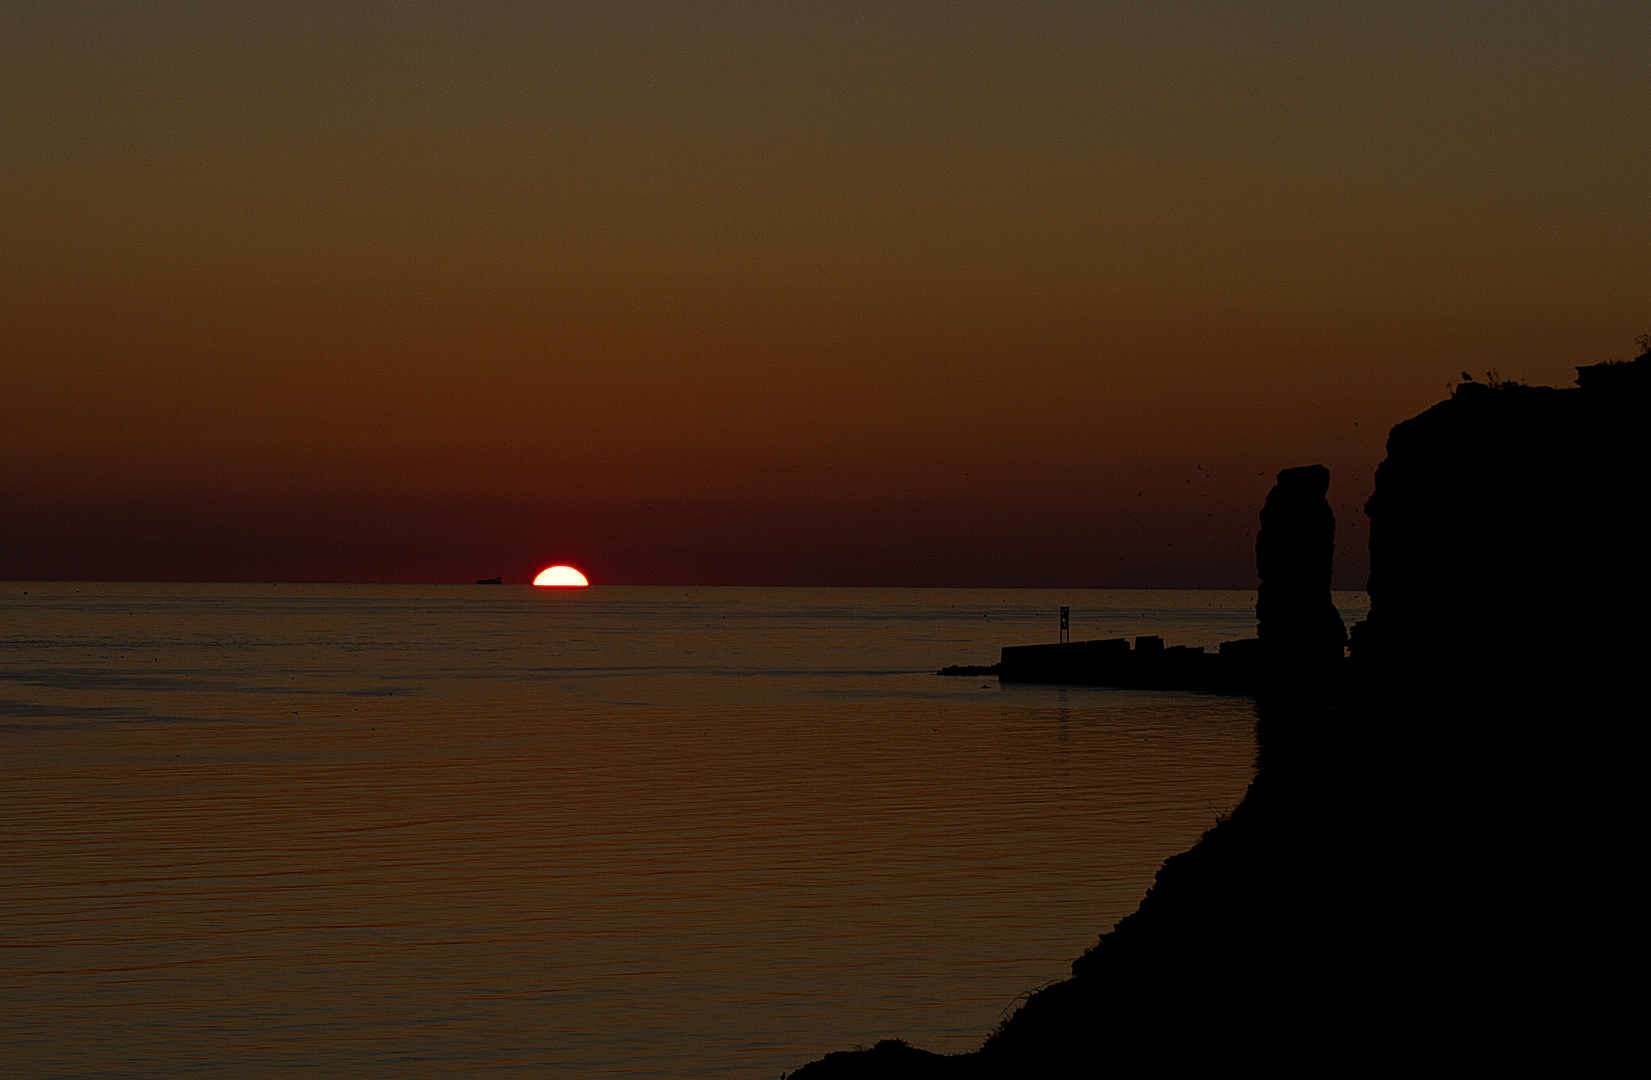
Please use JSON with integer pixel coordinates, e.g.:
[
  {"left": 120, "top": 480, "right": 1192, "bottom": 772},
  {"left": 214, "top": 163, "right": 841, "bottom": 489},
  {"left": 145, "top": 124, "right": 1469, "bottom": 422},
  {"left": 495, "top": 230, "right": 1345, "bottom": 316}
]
[{"left": 787, "top": 348, "right": 1647, "bottom": 1076}]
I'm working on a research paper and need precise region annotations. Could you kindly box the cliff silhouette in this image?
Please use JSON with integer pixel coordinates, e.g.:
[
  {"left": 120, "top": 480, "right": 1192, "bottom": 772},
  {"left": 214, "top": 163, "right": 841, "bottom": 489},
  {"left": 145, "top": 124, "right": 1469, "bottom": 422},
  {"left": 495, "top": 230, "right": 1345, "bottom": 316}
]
[{"left": 788, "top": 346, "right": 1647, "bottom": 1077}]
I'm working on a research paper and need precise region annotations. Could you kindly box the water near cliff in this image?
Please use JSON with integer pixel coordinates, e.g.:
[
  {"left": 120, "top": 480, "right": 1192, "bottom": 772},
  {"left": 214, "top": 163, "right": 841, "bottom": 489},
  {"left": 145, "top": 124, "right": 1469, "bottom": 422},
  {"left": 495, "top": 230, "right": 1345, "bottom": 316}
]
[{"left": 0, "top": 585, "right": 1363, "bottom": 1077}]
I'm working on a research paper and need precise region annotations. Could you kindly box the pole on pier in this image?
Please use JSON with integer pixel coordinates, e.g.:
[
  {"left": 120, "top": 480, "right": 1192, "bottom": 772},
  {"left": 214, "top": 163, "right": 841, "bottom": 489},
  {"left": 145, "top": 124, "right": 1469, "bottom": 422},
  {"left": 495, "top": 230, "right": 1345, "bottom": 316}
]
[{"left": 1059, "top": 606, "right": 1070, "bottom": 644}]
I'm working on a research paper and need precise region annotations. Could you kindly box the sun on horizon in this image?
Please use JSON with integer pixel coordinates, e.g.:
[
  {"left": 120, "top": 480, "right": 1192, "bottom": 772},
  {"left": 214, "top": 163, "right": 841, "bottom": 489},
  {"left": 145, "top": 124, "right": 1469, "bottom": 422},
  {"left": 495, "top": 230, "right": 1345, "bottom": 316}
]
[{"left": 533, "top": 565, "right": 589, "bottom": 588}]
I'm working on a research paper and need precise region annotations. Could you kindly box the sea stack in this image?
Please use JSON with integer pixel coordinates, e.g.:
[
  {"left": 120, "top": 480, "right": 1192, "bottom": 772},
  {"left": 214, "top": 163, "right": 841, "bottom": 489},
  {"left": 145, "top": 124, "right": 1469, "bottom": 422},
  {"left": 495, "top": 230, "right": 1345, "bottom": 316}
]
[
  {"left": 1255, "top": 465, "right": 1344, "bottom": 654},
  {"left": 1254, "top": 465, "right": 1345, "bottom": 734}
]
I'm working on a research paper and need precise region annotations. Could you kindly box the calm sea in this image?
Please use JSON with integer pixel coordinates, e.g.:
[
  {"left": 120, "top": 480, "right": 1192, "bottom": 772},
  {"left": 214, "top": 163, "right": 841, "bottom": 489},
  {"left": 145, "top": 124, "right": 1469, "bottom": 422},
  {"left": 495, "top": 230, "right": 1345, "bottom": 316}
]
[{"left": 1, "top": 585, "right": 1366, "bottom": 1077}]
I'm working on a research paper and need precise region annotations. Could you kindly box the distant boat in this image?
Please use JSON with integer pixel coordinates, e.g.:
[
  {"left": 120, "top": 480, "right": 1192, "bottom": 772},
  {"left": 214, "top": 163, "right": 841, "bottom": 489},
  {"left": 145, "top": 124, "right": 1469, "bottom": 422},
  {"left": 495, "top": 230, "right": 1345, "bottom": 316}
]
[{"left": 476, "top": 577, "right": 503, "bottom": 585}]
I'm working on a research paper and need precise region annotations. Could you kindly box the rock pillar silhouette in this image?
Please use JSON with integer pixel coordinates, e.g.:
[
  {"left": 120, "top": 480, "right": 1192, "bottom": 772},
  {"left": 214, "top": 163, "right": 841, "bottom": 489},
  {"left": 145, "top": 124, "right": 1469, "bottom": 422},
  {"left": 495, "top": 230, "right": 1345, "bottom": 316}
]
[{"left": 1254, "top": 465, "right": 1345, "bottom": 749}]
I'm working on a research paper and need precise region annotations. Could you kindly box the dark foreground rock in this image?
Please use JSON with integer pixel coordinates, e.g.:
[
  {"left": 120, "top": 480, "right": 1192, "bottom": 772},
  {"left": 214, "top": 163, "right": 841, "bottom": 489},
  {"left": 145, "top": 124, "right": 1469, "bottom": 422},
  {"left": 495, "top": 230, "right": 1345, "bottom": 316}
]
[
  {"left": 788, "top": 348, "right": 1648, "bottom": 1076},
  {"left": 791, "top": 1040, "right": 955, "bottom": 1079}
]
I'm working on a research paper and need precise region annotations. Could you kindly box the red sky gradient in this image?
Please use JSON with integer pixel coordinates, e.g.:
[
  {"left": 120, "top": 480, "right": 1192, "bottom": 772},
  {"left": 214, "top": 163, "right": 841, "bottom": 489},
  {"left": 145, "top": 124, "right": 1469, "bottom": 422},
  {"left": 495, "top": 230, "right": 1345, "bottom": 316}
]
[{"left": 3, "top": 3, "right": 1646, "bottom": 586}]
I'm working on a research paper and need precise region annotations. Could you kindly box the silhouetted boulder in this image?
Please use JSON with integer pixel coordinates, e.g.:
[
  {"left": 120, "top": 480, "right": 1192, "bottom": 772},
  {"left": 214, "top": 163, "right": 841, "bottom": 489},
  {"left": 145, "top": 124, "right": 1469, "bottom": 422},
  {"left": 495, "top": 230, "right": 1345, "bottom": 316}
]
[{"left": 786, "top": 1039, "right": 960, "bottom": 1080}]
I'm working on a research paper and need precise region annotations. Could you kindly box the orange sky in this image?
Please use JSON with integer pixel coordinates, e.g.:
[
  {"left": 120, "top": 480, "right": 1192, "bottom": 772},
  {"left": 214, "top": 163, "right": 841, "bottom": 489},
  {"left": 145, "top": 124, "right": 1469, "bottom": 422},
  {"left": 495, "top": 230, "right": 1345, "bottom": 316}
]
[{"left": 3, "top": 3, "right": 1646, "bottom": 585}]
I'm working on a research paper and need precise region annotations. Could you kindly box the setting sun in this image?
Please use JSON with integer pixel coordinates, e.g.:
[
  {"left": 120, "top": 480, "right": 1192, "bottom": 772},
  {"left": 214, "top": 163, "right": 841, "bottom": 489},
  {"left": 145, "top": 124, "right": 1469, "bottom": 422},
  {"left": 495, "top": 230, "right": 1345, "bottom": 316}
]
[{"left": 533, "top": 565, "right": 589, "bottom": 588}]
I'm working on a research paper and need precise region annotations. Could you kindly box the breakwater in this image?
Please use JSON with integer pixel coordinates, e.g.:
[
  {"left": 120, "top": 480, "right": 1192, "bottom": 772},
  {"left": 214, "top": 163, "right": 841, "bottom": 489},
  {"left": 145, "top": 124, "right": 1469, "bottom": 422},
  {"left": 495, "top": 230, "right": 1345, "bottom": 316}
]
[{"left": 995, "top": 634, "right": 1259, "bottom": 692}]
